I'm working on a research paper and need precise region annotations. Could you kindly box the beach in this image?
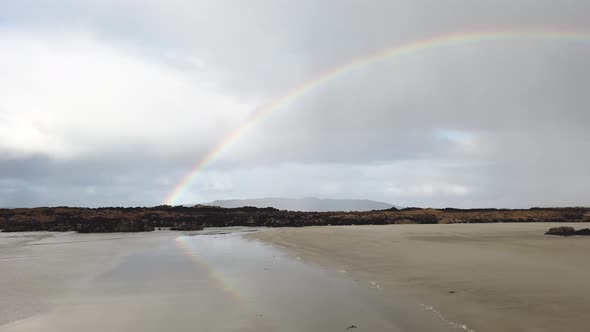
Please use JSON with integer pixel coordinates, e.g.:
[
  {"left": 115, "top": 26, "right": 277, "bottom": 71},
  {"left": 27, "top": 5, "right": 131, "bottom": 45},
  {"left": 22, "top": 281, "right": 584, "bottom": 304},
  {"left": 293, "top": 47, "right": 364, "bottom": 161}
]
[
  {"left": 249, "top": 223, "right": 590, "bottom": 332},
  {"left": 0, "top": 228, "right": 455, "bottom": 332}
]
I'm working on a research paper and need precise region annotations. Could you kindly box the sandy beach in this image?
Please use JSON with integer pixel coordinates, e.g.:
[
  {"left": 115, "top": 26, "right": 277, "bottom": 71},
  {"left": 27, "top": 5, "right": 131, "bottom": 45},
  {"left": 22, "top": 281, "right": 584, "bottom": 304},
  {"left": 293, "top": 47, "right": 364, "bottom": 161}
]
[
  {"left": 249, "top": 223, "right": 590, "bottom": 332},
  {"left": 0, "top": 228, "right": 456, "bottom": 332}
]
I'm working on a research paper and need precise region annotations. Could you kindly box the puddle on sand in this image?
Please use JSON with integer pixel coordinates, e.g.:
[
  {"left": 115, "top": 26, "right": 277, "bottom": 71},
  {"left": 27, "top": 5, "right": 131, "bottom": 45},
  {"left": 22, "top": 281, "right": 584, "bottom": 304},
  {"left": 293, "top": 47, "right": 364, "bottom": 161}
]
[{"left": 2, "top": 229, "right": 456, "bottom": 332}]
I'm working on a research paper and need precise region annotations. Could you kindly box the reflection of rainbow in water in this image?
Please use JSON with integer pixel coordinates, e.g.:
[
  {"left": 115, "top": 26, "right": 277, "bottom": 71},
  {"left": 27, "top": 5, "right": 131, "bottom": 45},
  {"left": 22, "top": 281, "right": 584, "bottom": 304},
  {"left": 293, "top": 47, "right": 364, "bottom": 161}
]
[
  {"left": 174, "top": 236, "right": 280, "bottom": 331},
  {"left": 164, "top": 27, "right": 590, "bottom": 205}
]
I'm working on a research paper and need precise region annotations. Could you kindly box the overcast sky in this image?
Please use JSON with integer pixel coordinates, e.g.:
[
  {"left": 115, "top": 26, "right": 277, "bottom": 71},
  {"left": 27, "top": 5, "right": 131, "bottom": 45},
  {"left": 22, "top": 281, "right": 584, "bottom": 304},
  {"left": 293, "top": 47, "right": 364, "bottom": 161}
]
[{"left": 1, "top": 1, "right": 590, "bottom": 208}]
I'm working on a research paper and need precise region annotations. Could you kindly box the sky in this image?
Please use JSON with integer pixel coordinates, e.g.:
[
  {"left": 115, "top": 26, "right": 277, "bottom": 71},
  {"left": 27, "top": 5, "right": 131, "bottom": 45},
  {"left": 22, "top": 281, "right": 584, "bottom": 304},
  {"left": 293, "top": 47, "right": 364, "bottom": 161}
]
[{"left": 1, "top": 0, "right": 590, "bottom": 208}]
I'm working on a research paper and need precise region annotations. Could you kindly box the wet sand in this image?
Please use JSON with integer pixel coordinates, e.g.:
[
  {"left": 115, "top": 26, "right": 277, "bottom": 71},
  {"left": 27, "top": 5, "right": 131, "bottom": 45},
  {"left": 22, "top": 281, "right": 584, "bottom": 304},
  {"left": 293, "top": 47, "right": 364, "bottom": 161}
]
[
  {"left": 249, "top": 223, "right": 590, "bottom": 332},
  {"left": 0, "top": 228, "right": 455, "bottom": 332},
  {"left": 0, "top": 231, "right": 176, "bottom": 326}
]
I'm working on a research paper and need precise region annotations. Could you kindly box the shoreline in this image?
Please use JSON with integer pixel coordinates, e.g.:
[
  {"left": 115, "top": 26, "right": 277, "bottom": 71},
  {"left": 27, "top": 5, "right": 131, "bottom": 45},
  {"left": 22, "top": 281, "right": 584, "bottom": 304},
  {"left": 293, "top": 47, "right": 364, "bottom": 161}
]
[{"left": 248, "top": 223, "right": 590, "bottom": 332}]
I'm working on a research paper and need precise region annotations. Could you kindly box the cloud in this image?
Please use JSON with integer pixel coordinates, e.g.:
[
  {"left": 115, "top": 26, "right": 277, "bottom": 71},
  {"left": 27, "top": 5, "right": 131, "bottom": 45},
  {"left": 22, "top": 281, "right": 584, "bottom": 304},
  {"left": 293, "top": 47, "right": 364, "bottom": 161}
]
[
  {"left": 0, "top": 28, "right": 256, "bottom": 160},
  {"left": 1, "top": 1, "right": 590, "bottom": 207}
]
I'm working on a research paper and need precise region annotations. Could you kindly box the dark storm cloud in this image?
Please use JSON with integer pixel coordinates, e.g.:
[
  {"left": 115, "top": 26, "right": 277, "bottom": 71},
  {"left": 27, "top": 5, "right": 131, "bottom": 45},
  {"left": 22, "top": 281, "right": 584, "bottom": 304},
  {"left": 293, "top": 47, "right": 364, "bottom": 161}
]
[{"left": 0, "top": 154, "right": 182, "bottom": 207}]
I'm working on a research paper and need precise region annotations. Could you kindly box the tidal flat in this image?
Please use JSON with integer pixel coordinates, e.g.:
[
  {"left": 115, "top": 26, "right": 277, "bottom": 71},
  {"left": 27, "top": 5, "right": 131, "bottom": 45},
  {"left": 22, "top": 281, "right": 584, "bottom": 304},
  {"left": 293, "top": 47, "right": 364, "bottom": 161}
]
[
  {"left": 1, "top": 228, "right": 455, "bottom": 332},
  {"left": 250, "top": 223, "right": 590, "bottom": 332}
]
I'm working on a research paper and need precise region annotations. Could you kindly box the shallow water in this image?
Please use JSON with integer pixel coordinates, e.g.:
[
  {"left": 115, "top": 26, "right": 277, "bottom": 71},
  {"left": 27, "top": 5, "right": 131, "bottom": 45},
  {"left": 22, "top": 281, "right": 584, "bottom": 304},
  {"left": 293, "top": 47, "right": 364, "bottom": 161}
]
[{"left": 1, "top": 229, "right": 455, "bottom": 332}]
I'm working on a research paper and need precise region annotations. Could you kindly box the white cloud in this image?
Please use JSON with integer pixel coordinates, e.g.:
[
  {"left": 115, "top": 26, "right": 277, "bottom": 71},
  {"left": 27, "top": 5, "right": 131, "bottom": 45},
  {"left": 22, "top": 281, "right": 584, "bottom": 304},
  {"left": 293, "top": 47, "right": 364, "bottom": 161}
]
[
  {"left": 385, "top": 182, "right": 468, "bottom": 197},
  {"left": 0, "top": 29, "right": 256, "bottom": 159},
  {"left": 411, "top": 184, "right": 469, "bottom": 196}
]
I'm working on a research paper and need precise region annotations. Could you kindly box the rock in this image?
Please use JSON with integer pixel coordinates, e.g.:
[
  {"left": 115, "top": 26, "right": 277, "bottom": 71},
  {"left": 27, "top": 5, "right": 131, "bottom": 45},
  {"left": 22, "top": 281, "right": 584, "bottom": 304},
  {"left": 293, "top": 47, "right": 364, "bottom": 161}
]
[
  {"left": 394, "top": 219, "right": 416, "bottom": 224},
  {"left": 169, "top": 222, "right": 204, "bottom": 231},
  {"left": 545, "top": 226, "right": 576, "bottom": 236},
  {"left": 76, "top": 218, "right": 155, "bottom": 233},
  {"left": 2, "top": 206, "right": 590, "bottom": 233}
]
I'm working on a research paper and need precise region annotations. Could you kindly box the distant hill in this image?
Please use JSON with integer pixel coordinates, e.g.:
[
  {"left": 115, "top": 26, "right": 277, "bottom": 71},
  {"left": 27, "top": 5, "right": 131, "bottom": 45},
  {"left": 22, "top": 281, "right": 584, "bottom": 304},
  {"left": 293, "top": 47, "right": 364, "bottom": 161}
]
[{"left": 200, "top": 197, "right": 399, "bottom": 212}]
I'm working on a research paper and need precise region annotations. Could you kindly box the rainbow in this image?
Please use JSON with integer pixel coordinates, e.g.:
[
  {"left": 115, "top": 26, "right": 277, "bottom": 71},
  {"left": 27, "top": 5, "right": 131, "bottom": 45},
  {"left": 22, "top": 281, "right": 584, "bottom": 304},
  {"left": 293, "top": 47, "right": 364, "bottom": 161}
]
[
  {"left": 164, "top": 27, "right": 590, "bottom": 205},
  {"left": 175, "top": 236, "right": 250, "bottom": 306},
  {"left": 174, "top": 235, "right": 282, "bottom": 331}
]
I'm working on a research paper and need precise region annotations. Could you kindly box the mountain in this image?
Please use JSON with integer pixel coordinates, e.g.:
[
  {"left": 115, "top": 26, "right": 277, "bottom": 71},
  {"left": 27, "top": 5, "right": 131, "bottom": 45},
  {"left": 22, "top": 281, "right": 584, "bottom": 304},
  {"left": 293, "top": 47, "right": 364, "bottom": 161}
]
[{"left": 200, "top": 197, "right": 399, "bottom": 212}]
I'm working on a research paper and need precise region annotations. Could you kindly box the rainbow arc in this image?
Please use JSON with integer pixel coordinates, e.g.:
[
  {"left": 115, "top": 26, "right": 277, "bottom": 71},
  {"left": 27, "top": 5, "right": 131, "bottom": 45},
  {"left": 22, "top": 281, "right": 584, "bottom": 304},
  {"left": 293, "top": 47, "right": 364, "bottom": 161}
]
[{"left": 164, "top": 28, "right": 590, "bottom": 205}]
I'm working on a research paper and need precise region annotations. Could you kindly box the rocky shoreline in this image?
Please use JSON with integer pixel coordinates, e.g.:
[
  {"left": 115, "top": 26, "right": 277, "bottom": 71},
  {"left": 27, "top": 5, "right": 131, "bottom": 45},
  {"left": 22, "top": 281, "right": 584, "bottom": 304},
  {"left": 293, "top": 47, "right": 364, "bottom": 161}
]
[{"left": 1, "top": 205, "right": 590, "bottom": 233}]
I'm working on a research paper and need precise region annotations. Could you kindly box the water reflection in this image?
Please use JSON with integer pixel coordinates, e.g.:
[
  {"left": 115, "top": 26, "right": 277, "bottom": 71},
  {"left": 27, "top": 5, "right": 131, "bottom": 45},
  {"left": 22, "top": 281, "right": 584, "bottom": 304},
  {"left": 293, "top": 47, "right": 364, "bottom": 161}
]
[{"left": 2, "top": 229, "right": 454, "bottom": 332}]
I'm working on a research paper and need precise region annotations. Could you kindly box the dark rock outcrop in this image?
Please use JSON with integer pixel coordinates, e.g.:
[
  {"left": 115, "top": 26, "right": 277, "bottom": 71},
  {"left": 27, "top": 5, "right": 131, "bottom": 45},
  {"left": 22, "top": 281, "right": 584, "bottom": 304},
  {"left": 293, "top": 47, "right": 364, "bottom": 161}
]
[
  {"left": 1, "top": 206, "right": 589, "bottom": 233},
  {"left": 545, "top": 226, "right": 576, "bottom": 236},
  {"left": 169, "top": 220, "right": 205, "bottom": 231},
  {"left": 545, "top": 226, "right": 590, "bottom": 236},
  {"left": 0, "top": 207, "right": 201, "bottom": 233}
]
